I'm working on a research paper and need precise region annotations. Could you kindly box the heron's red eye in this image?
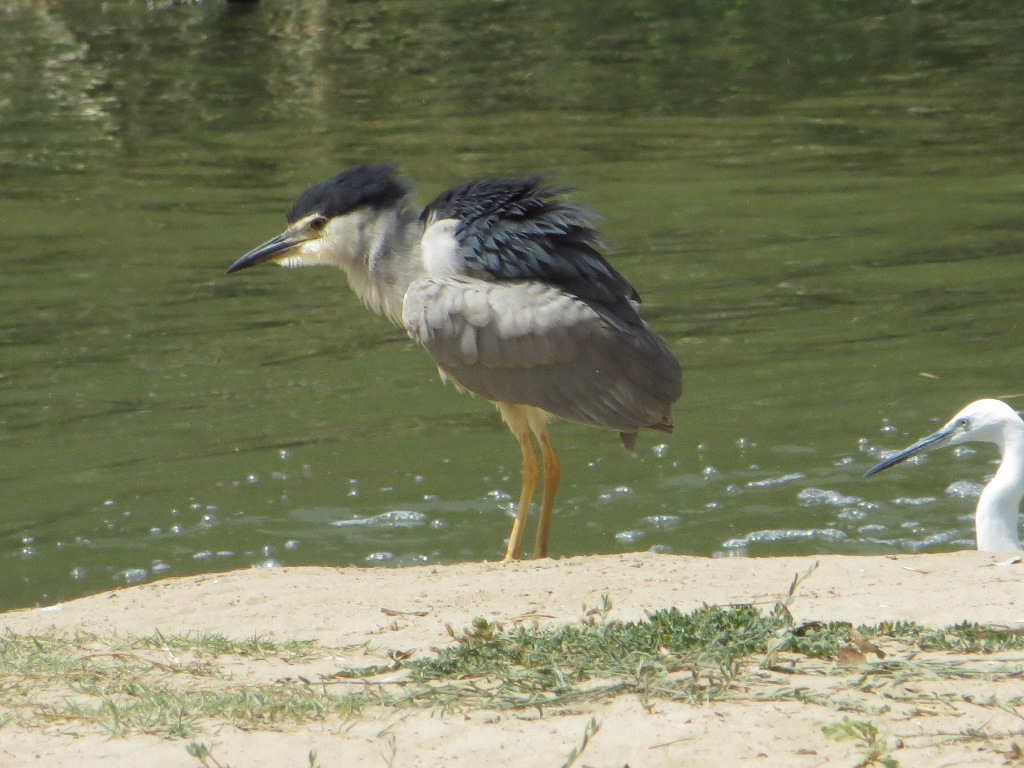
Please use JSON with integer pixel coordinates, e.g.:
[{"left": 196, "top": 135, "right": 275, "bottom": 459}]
[{"left": 309, "top": 216, "right": 328, "bottom": 231}]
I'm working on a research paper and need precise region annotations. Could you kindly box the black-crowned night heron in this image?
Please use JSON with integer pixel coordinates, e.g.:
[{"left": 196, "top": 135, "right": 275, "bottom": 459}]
[
  {"left": 865, "top": 399, "right": 1023, "bottom": 552},
  {"left": 227, "top": 164, "right": 682, "bottom": 561}
]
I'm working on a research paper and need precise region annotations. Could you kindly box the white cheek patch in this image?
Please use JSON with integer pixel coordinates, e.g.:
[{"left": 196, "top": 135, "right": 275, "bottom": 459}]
[
  {"left": 421, "top": 218, "right": 464, "bottom": 278},
  {"left": 277, "top": 239, "right": 327, "bottom": 268}
]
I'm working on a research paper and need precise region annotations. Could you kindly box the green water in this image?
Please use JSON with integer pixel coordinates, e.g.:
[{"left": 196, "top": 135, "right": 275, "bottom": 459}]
[{"left": 2, "top": 1, "right": 1023, "bottom": 610}]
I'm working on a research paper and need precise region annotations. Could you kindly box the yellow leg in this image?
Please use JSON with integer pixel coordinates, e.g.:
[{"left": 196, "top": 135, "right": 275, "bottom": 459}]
[
  {"left": 532, "top": 430, "right": 560, "bottom": 559},
  {"left": 502, "top": 428, "right": 538, "bottom": 562}
]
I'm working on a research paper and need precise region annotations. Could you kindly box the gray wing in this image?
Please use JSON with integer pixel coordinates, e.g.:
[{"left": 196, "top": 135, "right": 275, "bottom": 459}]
[{"left": 403, "top": 277, "right": 682, "bottom": 436}]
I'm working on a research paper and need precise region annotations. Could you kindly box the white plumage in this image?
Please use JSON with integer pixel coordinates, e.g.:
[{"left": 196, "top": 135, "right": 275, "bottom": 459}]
[{"left": 866, "top": 398, "right": 1023, "bottom": 552}]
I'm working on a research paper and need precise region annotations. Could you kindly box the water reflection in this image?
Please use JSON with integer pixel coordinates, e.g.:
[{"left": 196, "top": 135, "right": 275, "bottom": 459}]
[{"left": 1, "top": 1, "right": 1023, "bottom": 609}]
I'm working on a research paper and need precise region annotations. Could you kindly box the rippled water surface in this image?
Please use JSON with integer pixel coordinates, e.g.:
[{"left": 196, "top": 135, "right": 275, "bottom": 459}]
[{"left": 2, "top": 1, "right": 1023, "bottom": 609}]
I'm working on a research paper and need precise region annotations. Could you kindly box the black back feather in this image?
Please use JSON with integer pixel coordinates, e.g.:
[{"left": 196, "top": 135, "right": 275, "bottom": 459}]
[{"left": 422, "top": 177, "right": 642, "bottom": 323}]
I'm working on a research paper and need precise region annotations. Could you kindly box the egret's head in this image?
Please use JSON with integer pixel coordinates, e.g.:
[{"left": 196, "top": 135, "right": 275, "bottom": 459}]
[{"left": 865, "top": 398, "right": 1020, "bottom": 477}]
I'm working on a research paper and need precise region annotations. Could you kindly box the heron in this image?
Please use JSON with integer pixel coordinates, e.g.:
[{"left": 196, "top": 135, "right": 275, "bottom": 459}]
[
  {"left": 227, "top": 163, "right": 682, "bottom": 561},
  {"left": 864, "top": 398, "right": 1024, "bottom": 552}
]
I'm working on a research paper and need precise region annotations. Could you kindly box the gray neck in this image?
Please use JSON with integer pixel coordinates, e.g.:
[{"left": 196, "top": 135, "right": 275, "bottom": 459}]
[{"left": 344, "top": 204, "right": 426, "bottom": 325}]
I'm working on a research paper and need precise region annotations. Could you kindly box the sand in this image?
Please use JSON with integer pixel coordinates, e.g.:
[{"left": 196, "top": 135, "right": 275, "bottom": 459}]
[{"left": 1, "top": 551, "right": 1022, "bottom": 767}]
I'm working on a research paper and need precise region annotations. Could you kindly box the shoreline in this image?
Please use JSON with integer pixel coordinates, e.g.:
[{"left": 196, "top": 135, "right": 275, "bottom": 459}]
[{"left": 2, "top": 551, "right": 1022, "bottom": 768}]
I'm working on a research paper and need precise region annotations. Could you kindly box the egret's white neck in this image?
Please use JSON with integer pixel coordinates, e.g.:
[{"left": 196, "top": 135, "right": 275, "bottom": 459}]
[{"left": 975, "top": 418, "right": 1024, "bottom": 552}]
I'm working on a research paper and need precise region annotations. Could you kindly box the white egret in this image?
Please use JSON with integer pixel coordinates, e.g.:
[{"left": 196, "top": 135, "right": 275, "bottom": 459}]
[{"left": 865, "top": 398, "right": 1023, "bottom": 552}]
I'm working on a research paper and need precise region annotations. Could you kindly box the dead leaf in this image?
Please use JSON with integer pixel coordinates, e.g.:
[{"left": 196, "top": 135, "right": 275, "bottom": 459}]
[
  {"left": 849, "top": 627, "right": 886, "bottom": 658},
  {"left": 793, "top": 621, "right": 827, "bottom": 636},
  {"left": 900, "top": 565, "right": 930, "bottom": 574},
  {"left": 511, "top": 611, "right": 556, "bottom": 623},
  {"left": 761, "top": 636, "right": 785, "bottom": 669},
  {"left": 837, "top": 646, "right": 867, "bottom": 667},
  {"left": 380, "top": 607, "right": 429, "bottom": 617},
  {"left": 1000, "top": 740, "right": 1023, "bottom": 764}
]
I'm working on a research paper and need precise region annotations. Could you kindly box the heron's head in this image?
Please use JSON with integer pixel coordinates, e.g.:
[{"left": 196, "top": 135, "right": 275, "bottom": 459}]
[
  {"left": 227, "top": 164, "right": 415, "bottom": 275},
  {"left": 865, "top": 398, "right": 1020, "bottom": 477}
]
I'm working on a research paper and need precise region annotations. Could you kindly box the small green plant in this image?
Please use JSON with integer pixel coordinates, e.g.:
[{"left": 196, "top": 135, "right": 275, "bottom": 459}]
[
  {"left": 379, "top": 730, "right": 398, "bottom": 768},
  {"left": 560, "top": 717, "right": 601, "bottom": 768},
  {"left": 822, "top": 716, "right": 900, "bottom": 767},
  {"left": 582, "top": 594, "right": 613, "bottom": 626},
  {"left": 3, "top": 563, "right": 1023, "bottom": 746},
  {"left": 187, "top": 741, "right": 231, "bottom": 768},
  {"left": 187, "top": 742, "right": 322, "bottom": 767}
]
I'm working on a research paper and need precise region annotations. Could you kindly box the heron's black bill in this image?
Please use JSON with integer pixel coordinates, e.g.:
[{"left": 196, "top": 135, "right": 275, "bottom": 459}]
[
  {"left": 227, "top": 231, "right": 299, "bottom": 274},
  {"left": 863, "top": 426, "right": 954, "bottom": 478}
]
